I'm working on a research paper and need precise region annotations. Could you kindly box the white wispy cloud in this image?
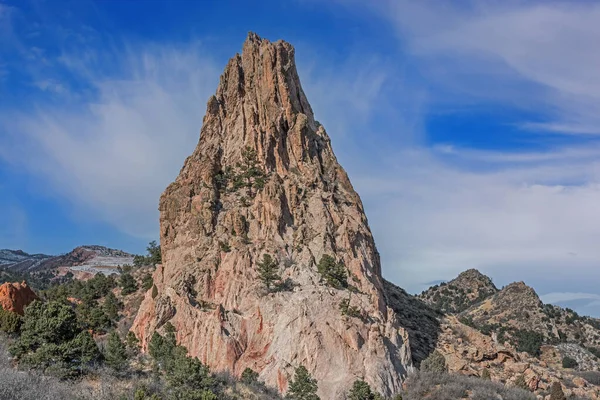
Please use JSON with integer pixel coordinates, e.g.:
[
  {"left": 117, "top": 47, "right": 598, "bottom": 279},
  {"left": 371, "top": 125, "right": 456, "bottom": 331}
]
[
  {"left": 376, "top": 0, "right": 600, "bottom": 135},
  {"left": 0, "top": 43, "right": 221, "bottom": 238}
]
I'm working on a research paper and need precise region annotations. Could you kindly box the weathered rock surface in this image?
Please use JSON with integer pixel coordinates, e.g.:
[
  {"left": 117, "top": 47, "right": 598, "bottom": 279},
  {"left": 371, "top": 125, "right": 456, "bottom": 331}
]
[
  {"left": 132, "top": 32, "right": 412, "bottom": 398},
  {"left": 437, "top": 316, "right": 600, "bottom": 399},
  {"left": 0, "top": 281, "right": 38, "bottom": 315}
]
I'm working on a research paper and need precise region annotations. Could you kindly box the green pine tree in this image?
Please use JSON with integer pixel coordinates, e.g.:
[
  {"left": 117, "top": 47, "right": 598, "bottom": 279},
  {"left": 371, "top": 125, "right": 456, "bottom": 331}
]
[
  {"left": 120, "top": 272, "right": 138, "bottom": 295},
  {"left": 287, "top": 365, "right": 320, "bottom": 400},
  {"left": 103, "top": 291, "right": 122, "bottom": 321},
  {"left": 348, "top": 380, "right": 378, "bottom": 400},
  {"left": 257, "top": 254, "right": 281, "bottom": 291},
  {"left": 105, "top": 331, "right": 128, "bottom": 371}
]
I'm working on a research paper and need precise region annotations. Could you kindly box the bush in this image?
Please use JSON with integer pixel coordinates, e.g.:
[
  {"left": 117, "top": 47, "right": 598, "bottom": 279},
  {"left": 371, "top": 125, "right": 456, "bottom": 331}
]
[
  {"left": 481, "top": 368, "right": 491, "bottom": 380},
  {"left": 0, "top": 308, "right": 22, "bottom": 333},
  {"left": 514, "top": 374, "right": 528, "bottom": 390},
  {"left": 142, "top": 274, "right": 154, "bottom": 291},
  {"left": 241, "top": 367, "right": 259, "bottom": 384},
  {"left": 339, "top": 298, "right": 361, "bottom": 318},
  {"left": 514, "top": 329, "right": 543, "bottom": 357},
  {"left": 287, "top": 365, "right": 320, "bottom": 400},
  {"left": 420, "top": 351, "right": 446, "bottom": 373},
  {"left": 317, "top": 255, "right": 347, "bottom": 289},
  {"left": 562, "top": 356, "right": 578, "bottom": 369}
]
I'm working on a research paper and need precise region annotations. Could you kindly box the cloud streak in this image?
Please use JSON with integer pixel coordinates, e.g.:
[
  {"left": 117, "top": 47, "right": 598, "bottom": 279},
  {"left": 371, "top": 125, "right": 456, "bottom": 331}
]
[
  {"left": 377, "top": 0, "right": 600, "bottom": 135},
  {"left": 0, "top": 42, "right": 221, "bottom": 238}
]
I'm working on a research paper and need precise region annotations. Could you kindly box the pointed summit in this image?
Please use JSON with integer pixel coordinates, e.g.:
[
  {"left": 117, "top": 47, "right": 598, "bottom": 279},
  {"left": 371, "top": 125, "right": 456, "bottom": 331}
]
[
  {"left": 132, "top": 34, "right": 411, "bottom": 398},
  {"left": 419, "top": 269, "right": 498, "bottom": 313}
]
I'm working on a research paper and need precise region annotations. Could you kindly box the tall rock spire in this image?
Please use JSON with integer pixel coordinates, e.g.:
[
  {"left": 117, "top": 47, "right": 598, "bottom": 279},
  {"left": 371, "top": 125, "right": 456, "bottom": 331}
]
[{"left": 132, "top": 32, "right": 411, "bottom": 398}]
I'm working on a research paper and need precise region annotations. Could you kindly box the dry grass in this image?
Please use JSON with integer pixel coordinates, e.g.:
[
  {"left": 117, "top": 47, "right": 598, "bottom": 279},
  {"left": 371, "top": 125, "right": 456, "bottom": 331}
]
[{"left": 399, "top": 371, "right": 537, "bottom": 400}]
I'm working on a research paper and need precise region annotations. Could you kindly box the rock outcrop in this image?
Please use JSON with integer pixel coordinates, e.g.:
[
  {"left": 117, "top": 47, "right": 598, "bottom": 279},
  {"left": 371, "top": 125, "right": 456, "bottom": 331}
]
[
  {"left": 0, "top": 281, "right": 38, "bottom": 315},
  {"left": 419, "top": 268, "right": 498, "bottom": 314},
  {"left": 131, "top": 33, "right": 412, "bottom": 398},
  {"left": 436, "top": 316, "right": 600, "bottom": 399}
]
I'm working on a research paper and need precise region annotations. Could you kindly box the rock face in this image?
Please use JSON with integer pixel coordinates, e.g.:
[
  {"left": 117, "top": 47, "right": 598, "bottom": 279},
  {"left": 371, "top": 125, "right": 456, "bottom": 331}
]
[
  {"left": 0, "top": 281, "right": 38, "bottom": 315},
  {"left": 131, "top": 33, "right": 412, "bottom": 398}
]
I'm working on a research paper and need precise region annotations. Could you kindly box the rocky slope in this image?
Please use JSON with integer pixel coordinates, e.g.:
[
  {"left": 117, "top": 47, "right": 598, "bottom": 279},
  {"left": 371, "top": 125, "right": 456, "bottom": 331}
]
[
  {"left": 437, "top": 316, "right": 600, "bottom": 399},
  {"left": 132, "top": 33, "right": 413, "bottom": 399},
  {"left": 0, "top": 246, "right": 134, "bottom": 275},
  {"left": 0, "top": 281, "right": 38, "bottom": 315},
  {"left": 419, "top": 268, "right": 498, "bottom": 313},
  {"left": 421, "top": 269, "right": 600, "bottom": 398}
]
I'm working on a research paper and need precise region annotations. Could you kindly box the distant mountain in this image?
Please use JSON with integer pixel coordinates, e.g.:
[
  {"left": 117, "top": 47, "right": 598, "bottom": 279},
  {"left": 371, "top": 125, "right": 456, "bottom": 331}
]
[
  {"left": 0, "top": 245, "right": 134, "bottom": 274},
  {"left": 418, "top": 268, "right": 498, "bottom": 313}
]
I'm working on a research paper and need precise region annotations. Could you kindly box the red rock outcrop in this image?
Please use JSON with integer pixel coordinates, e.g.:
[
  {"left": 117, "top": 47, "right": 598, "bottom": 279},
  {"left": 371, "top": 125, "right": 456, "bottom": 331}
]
[
  {"left": 0, "top": 281, "right": 38, "bottom": 315},
  {"left": 131, "top": 32, "right": 412, "bottom": 398}
]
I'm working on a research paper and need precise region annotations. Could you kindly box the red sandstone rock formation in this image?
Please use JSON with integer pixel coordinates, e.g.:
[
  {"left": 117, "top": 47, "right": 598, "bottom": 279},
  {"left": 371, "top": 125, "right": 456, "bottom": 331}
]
[
  {"left": 0, "top": 281, "right": 38, "bottom": 315},
  {"left": 131, "top": 33, "right": 412, "bottom": 398}
]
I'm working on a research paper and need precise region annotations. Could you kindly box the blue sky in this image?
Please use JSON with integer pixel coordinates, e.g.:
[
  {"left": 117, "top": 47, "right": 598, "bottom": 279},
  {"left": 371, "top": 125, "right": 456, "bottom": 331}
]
[{"left": 2, "top": 0, "right": 600, "bottom": 316}]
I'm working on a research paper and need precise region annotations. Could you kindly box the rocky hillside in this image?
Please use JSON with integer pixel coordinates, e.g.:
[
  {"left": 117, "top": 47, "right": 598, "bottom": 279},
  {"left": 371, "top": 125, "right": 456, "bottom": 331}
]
[
  {"left": 435, "top": 316, "right": 600, "bottom": 399},
  {"left": 0, "top": 246, "right": 134, "bottom": 274},
  {"left": 132, "top": 33, "right": 413, "bottom": 399},
  {"left": 419, "top": 268, "right": 498, "bottom": 313},
  {"left": 420, "top": 269, "right": 600, "bottom": 398}
]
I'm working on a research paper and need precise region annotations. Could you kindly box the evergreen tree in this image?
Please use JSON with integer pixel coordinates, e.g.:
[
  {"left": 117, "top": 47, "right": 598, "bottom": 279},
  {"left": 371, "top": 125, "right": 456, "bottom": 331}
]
[
  {"left": 348, "top": 380, "right": 379, "bottom": 400},
  {"left": 165, "top": 354, "right": 217, "bottom": 400},
  {"left": 105, "top": 331, "right": 128, "bottom": 371},
  {"left": 287, "top": 365, "right": 320, "bottom": 400},
  {"left": 147, "top": 240, "right": 162, "bottom": 266},
  {"left": 241, "top": 367, "right": 259, "bottom": 384},
  {"left": 257, "top": 254, "right": 280, "bottom": 291},
  {"left": 126, "top": 331, "right": 140, "bottom": 354},
  {"left": 120, "top": 272, "right": 138, "bottom": 295},
  {"left": 233, "top": 146, "right": 266, "bottom": 196},
  {"left": 317, "top": 255, "right": 347, "bottom": 289},
  {"left": 103, "top": 291, "right": 122, "bottom": 321}
]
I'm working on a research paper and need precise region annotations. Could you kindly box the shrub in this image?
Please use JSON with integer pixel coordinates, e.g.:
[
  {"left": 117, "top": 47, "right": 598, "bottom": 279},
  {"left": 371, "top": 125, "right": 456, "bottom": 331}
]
[
  {"left": 0, "top": 308, "right": 22, "bottom": 334},
  {"left": 241, "top": 367, "right": 259, "bottom": 384},
  {"left": 317, "top": 255, "right": 347, "bottom": 289},
  {"left": 420, "top": 351, "right": 446, "bottom": 373},
  {"left": 287, "top": 365, "right": 320, "bottom": 400},
  {"left": 481, "top": 368, "right": 491, "bottom": 380},
  {"left": 142, "top": 274, "right": 154, "bottom": 291},
  {"left": 339, "top": 298, "right": 361, "bottom": 318},
  {"left": 562, "top": 356, "right": 578, "bottom": 369},
  {"left": 514, "top": 329, "right": 543, "bottom": 357},
  {"left": 514, "top": 374, "right": 528, "bottom": 390}
]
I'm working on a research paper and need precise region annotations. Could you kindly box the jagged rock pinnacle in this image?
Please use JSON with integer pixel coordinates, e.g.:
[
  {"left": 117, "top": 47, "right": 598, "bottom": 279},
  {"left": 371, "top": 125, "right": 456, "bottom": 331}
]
[{"left": 132, "top": 33, "right": 411, "bottom": 399}]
